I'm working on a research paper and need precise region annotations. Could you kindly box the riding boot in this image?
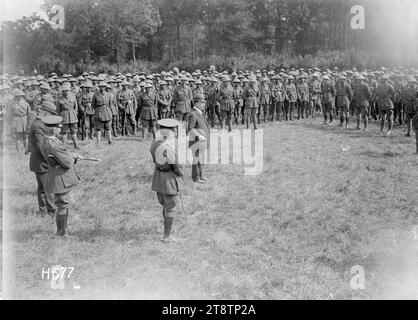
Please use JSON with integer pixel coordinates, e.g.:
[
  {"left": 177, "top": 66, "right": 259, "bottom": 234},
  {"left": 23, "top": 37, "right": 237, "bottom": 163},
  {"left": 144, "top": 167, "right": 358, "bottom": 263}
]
[
  {"left": 55, "top": 212, "right": 66, "bottom": 236},
  {"left": 163, "top": 216, "right": 174, "bottom": 239},
  {"left": 339, "top": 116, "right": 344, "bottom": 127},
  {"left": 132, "top": 124, "right": 136, "bottom": 136},
  {"left": 96, "top": 131, "right": 101, "bottom": 144}
]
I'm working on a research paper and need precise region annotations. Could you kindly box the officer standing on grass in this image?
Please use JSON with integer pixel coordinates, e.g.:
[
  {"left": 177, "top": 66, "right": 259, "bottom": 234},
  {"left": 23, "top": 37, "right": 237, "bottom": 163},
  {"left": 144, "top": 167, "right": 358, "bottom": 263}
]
[
  {"left": 28, "top": 101, "right": 58, "bottom": 217},
  {"left": 41, "top": 115, "right": 80, "bottom": 236},
  {"left": 150, "top": 118, "right": 184, "bottom": 243}
]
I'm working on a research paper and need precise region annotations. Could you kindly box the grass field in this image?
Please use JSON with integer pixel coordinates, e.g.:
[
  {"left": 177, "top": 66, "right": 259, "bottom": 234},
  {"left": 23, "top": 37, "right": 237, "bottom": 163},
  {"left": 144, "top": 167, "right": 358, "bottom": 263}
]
[{"left": 2, "top": 117, "right": 418, "bottom": 300}]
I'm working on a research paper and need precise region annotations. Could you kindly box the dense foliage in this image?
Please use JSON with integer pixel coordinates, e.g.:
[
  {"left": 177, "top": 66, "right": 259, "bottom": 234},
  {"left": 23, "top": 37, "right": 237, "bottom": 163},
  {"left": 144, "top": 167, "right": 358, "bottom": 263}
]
[{"left": 1, "top": 0, "right": 417, "bottom": 74}]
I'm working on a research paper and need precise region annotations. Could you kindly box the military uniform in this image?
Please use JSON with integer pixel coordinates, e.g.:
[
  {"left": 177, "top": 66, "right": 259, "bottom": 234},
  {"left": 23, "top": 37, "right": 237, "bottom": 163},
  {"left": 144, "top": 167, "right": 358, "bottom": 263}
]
[
  {"left": 404, "top": 81, "right": 418, "bottom": 136},
  {"left": 242, "top": 83, "right": 259, "bottom": 129},
  {"left": 173, "top": 85, "right": 192, "bottom": 122},
  {"left": 158, "top": 87, "right": 171, "bottom": 119},
  {"left": 117, "top": 88, "right": 137, "bottom": 136},
  {"left": 309, "top": 78, "right": 321, "bottom": 116},
  {"left": 233, "top": 84, "right": 243, "bottom": 124},
  {"left": 217, "top": 83, "right": 235, "bottom": 131},
  {"left": 259, "top": 83, "right": 271, "bottom": 123},
  {"left": 205, "top": 83, "right": 221, "bottom": 128},
  {"left": 375, "top": 80, "right": 395, "bottom": 133},
  {"left": 79, "top": 91, "right": 94, "bottom": 140},
  {"left": 108, "top": 88, "right": 119, "bottom": 137},
  {"left": 41, "top": 130, "right": 80, "bottom": 236},
  {"left": 29, "top": 117, "right": 56, "bottom": 215},
  {"left": 150, "top": 120, "right": 183, "bottom": 242},
  {"left": 271, "top": 81, "right": 286, "bottom": 121},
  {"left": 297, "top": 81, "right": 309, "bottom": 119},
  {"left": 57, "top": 92, "right": 78, "bottom": 148},
  {"left": 92, "top": 91, "right": 113, "bottom": 131},
  {"left": 352, "top": 80, "right": 371, "bottom": 130},
  {"left": 285, "top": 82, "right": 297, "bottom": 121},
  {"left": 139, "top": 90, "right": 158, "bottom": 130},
  {"left": 335, "top": 80, "right": 353, "bottom": 127},
  {"left": 393, "top": 79, "right": 406, "bottom": 125},
  {"left": 321, "top": 80, "right": 336, "bottom": 123}
]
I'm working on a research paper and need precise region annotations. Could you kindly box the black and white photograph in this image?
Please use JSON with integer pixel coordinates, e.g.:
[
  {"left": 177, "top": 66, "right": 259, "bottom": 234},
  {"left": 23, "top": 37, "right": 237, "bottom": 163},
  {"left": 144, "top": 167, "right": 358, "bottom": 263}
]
[{"left": 1, "top": 0, "right": 418, "bottom": 304}]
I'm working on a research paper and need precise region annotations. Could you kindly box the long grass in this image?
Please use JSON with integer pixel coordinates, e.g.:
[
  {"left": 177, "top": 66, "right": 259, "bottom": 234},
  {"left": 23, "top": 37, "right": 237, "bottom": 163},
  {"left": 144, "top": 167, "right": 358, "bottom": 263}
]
[{"left": 3, "top": 117, "right": 418, "bottom": 299}]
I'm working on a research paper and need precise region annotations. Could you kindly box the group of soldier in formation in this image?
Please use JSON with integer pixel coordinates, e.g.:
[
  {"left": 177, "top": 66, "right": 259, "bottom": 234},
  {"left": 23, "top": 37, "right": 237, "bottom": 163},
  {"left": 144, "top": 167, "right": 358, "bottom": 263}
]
[{"left": 1, "top": 65, "right": 418, "bottom": 241}]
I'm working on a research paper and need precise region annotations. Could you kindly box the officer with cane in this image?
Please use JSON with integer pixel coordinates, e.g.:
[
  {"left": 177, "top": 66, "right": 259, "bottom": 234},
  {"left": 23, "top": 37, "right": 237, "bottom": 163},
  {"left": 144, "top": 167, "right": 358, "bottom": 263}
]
[{"left": 150, "top": 118, "right": 184, "bottom": 243}]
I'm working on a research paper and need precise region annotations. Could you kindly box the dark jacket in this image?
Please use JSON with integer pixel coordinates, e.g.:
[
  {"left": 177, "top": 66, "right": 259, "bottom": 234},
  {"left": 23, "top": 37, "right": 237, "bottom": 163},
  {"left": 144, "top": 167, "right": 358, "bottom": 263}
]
[
  {"left": 41, "top": 136, "right": 80, "bottom": 193},
  {"left": 188, "top": 108, "right": 210, "bottom": 149},
  {"left": 150, "top": 139, "right": 183, "bottom": 195},
  {"left": 28, "top": 118, "right": 49, "bottom": 173}
]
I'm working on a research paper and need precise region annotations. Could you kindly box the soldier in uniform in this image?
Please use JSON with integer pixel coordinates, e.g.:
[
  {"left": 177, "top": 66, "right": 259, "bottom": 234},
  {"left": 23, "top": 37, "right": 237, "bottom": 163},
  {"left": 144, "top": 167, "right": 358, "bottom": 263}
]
[
  {"left": 242, "top": 76, "right": 259, "bottom": 129},
  {"left": 57, "top": 84, "right": 79, "bottom": 149},
  {"left": 80, "top": 81, "right": 95, "bottom": 140},
  {"left": 335, "top": 75, "right": 353, "bottom": 129},
  {"left": 403, "top": 76, "right": 418, "bottom": 137},
  {"left": 206, "top": 77, "right": 221, "bottom": 128},
  {"left": 10, "top": 89, "right": 31, "bottom": 153},
  {"left": 117, "top": 80, "right": 137, "bottom": 136},
  {"left": 271, "top": 75, "right": 286, "bottom": 121},
  {"left": 374, "top": 75, "right": 396, "bottom": 136},
  {"left": 92, "top": 82, "right": 113, "bottom": 145},
  {"left": 106, "top": 83, "right": 119, "bottom": 138},
  {"left": 321, "top": 75, "right": 336, "bottom": 124},
  {"left": 28, "top": 100, "right": 58, "bottom": 216},
  {"left": 173, "top": 76, "right": 192, "bottom": 126},
  {"left": 259, "top": 77, "right": 271, "bottom": 123},
  {"left": 297, "top": 75, "right": 309, "bottom": 120},
  {"left": 309, "top": 73, "right": 321, "bottom": 118},
  {"left": 217, "top": 76, "right": 235, "bottom": 131},
  {"left": 150, "top": 118, "right": 184, "bottom": 243},
  {"left": 352, "top": 75, "right": 371, "bottom": 131},
  {"left": 285, "top": 76, "right": 297, "bottom": 121},
  {"left": 158, "top": 80, "right": 171, "bottom": 120},
  {"left": 393, "top": 75, "right": 406, "bottom": 125},
  {"left": 233, "top": 78, "right": 243, "bottom": 125},
  {"left": 188, "top": 94, "right": 210, "bottom": 183},
  {"left": 139, "top": 83, "right": 158, "bottom": 140},
  {"left": 41, "top": 115, "right": 80, "bottom": 236}
]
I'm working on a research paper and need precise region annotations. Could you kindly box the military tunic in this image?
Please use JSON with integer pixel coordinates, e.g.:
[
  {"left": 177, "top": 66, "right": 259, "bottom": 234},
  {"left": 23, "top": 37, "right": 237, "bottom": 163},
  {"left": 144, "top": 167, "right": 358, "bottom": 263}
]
[
  {"left": 404, "top": 83, "right": 418, "bottom": 115},
  {"left": 57, "top": 96, "right": 78, "bottom": 124},
  {"left": 150, "top": 138, "right": 183, "bottom": 217},
  {"left": 173, "top": 86, "right": 192, "bottom": 114},
  {"left": 140, "top": 92, "right": 158, "bottom": 121},
  {"left": 91, "top": 91, "right": 112, "bottom": 122},
  {"left": 10, "top": 99, "right": 31, "bottom": 133},
  {"left": 41, "top": 135, "right": 80, "bottom": 214},
  {"left": 375, "top": 83, "right": 395, "bottom": 110},
  {"left": 336, "top": 82, "right": 353, "bottom": 110},
  {"left": 218, "top": 85, "right": 235, "bottom": 112}
]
